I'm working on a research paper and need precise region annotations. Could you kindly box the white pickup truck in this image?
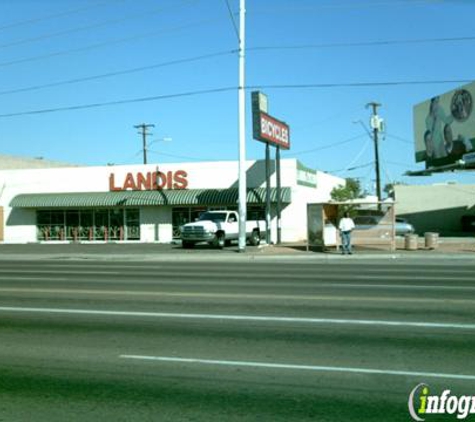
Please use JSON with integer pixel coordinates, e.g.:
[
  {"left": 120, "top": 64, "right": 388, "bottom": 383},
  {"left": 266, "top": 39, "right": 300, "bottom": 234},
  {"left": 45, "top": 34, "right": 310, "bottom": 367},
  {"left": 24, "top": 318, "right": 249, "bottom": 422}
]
[{"left": 180, "top": 210, "right": 265, "bottom": 249}]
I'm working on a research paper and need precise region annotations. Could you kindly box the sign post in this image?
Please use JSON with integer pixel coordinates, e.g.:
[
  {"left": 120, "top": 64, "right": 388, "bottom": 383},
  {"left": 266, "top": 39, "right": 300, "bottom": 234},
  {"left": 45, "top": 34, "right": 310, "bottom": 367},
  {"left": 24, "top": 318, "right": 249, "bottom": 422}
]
[{"left": 252, "top": 91, "right": 290, "bottom": 245}]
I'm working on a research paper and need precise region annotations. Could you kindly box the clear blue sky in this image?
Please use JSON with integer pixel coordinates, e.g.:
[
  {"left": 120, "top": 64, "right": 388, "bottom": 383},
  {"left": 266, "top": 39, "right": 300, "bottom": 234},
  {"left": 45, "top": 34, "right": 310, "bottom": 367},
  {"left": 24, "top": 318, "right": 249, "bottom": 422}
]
[{"left": 1, "top": 0, "right": 474, "bottom": 193}]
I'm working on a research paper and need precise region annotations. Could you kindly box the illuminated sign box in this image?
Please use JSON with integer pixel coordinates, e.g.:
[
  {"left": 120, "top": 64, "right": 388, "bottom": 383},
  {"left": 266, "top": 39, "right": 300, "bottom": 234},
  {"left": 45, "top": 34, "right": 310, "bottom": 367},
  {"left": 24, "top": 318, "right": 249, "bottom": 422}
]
[{"left": 253, "top": 111, "right": 290, "bottom": 150}]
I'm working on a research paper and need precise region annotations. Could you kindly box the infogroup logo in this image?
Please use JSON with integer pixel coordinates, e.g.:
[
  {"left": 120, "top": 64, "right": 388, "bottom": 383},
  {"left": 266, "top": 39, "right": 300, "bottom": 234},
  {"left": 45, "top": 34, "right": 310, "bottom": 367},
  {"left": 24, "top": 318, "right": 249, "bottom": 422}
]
[{"left": 408, "top": 383, "right": 475, "bottom": 421}]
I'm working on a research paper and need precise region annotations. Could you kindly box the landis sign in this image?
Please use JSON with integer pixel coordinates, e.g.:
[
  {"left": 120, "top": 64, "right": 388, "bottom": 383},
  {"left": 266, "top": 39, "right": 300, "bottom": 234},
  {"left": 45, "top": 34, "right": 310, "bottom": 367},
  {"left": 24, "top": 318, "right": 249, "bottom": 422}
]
[{"left": 109, "top": 170, "right": 188, "bottom": 191}]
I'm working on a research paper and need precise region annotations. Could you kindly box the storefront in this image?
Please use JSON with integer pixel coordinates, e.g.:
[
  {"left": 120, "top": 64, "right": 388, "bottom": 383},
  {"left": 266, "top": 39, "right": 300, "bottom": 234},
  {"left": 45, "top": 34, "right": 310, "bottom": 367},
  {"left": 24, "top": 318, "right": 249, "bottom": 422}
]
[{"left": 0, "top": 159, "right": 343, "bottom": 244}]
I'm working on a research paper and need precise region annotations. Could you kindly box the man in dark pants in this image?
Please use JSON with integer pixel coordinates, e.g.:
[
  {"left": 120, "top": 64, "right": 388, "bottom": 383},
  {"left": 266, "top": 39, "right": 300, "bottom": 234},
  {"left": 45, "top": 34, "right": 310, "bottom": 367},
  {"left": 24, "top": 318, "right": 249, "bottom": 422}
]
[{"left": 338, "top": 212, "right": 355, "bottom": 255}]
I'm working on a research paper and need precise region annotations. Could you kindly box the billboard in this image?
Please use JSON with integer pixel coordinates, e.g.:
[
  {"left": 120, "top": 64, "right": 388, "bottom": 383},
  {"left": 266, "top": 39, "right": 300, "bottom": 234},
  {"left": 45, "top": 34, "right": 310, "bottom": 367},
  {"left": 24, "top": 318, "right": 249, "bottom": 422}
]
[{"left": 413, "top": 81, "right": 475, "bottom": 168}]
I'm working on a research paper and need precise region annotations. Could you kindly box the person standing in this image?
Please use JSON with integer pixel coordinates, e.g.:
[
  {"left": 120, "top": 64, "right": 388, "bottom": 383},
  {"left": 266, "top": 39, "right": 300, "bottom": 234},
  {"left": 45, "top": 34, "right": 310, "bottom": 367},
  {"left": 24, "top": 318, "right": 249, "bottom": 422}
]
[{"left": 338, "top": 212, "right": 355, "bottom": 255}]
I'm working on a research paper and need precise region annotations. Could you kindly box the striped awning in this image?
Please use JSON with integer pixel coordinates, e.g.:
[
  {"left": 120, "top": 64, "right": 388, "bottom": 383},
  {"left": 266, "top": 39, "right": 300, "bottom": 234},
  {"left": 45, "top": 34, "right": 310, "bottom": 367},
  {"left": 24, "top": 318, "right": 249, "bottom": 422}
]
[{"left": 10, "top": 188, "right": 291, "bottom": 208}]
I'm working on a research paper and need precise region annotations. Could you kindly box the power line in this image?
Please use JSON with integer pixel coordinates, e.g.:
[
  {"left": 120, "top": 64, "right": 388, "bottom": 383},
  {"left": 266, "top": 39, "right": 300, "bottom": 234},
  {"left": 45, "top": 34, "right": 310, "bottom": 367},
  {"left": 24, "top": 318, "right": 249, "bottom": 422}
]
[
  {"left": 0, "top": 87, "right": 237, "bottom": 118},
  {"left": 248, "top": 35, "right": 475, "bottom": 52},
  {"left": 0, "top": 78, "right": 472, "bottom": 119},
  {"left": 0, "top": 17, "right": 223, "bottom": 69},
  {"left": 328, "top": 162, "right": 374, "bottom": 173},
  {"left": 0, "top": 50, "right": 236, "bottom": 97},
  {"left": 386, "top": 133, "right": 413, "bottom": 145},
  {"left": 148, "top": 149, "right": 214, "bottom": 162},
  {"left": 223, "top": 0, "right": 239, "bottom": 41},
  {"left": 0, "top": 0, "right": 125, "bottom": 32},
  {"left": 0, "top": 0, "right": 200, "bottom": 50},
  {"left": 288, "top": 134, "right": 366, "bottom": 156},
  {"left": 248, "top": 79, "right": 474, "bottom": 90},
  {"left": 250, "top": 0, "right": 440, "bottom": 14}
]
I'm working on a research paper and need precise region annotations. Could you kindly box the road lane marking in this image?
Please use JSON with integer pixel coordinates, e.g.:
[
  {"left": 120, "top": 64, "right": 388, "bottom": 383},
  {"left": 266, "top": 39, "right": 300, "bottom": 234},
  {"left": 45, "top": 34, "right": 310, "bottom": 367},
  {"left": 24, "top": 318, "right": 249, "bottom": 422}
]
[
  {"left": 0, "top": 268, "right": 474, "bottom": 283},
  {"left": 0, "top": 287, "right": 474, "bottom": 304},
  {"left": 1, "top": 279, "right": 474, "bottom": 292},
  {"left": 0, "top": 269, "right": 122, "bottom": 275},
  {"left": 0, "top": 306, "right": 474, "bottom": 330},
  {"left": 119, "top": 355, "right": 475, "bottom": 381}
]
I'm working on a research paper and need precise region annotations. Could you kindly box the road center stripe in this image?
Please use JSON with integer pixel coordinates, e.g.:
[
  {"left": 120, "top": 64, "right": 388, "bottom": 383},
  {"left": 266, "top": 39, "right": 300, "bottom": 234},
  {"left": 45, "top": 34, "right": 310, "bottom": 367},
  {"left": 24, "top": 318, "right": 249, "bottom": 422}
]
[
  {"left": 119, "top": 355, "right": 475, "bottom": 381},
  {"left": 0, "top": 306, "right": 473, "bottom": 330}
]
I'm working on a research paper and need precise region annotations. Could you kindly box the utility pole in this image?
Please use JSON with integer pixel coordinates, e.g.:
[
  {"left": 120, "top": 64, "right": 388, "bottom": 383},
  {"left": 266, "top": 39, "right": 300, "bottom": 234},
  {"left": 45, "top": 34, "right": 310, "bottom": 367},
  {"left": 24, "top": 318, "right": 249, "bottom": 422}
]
[
  {"left": 366, "top": 102, "right": 383, "bottom": 203},
  {"left": 134, "top": 123, "right": 155, "bottom": 165},
  {"left": 237, "top": 0, "right": 247, "bottom": 252}
]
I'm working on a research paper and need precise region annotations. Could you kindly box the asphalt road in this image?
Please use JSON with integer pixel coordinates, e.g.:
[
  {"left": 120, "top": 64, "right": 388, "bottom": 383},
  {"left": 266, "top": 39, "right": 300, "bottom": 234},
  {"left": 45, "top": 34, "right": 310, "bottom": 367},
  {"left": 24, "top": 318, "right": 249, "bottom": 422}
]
[{"left": 0, "top": 258, "right": 474, "bottom": 421}]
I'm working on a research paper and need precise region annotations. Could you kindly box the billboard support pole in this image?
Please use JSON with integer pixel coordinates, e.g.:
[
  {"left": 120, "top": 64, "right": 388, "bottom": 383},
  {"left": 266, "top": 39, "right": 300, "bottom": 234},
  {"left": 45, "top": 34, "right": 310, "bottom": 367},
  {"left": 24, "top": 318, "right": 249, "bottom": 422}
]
[
  {"left": 237, "top": 0, "right": 247, "bottom": 252},
  {"left": 265, "top": 142, "right": 271, "bottom": 245}
]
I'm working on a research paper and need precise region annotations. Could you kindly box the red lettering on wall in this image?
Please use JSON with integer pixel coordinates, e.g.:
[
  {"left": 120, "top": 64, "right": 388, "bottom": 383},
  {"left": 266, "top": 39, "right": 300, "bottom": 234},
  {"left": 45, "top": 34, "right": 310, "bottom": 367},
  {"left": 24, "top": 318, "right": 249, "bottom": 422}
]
[
  {"left": 109, "top": 174, "right": 121, "bottom": 191},
  {"left": 123, "top": 173, "right": 137, "bottom": 190},
  {"left": 173, "top": 170, "right": 188, "bottom": 189},
  {"left": 137, "top": 172, "right": 152, "bottom": 190},
  {"left": 109, "top": 170, "right": 188, "bottom": 191}
]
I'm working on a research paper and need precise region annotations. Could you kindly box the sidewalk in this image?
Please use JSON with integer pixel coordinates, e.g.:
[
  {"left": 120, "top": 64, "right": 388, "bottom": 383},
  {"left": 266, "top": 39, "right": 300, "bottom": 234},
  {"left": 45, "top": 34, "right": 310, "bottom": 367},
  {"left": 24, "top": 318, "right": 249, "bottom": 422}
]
[{"left": 0, "top": 237, "right": 474, "bottom": 261}]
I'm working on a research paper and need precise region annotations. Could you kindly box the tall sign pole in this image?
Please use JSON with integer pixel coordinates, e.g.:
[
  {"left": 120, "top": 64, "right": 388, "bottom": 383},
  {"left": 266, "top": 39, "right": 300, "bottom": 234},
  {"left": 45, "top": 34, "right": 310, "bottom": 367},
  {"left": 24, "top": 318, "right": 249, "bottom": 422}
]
[
  {"left": 237, "top": 0, "right": 247, "bottom": 252},
  {"left": 265, "top": 142, "right": 271, "bottom": 244},
  {"left": 252, "top": 91, "right": 290, "bottom": 246}
]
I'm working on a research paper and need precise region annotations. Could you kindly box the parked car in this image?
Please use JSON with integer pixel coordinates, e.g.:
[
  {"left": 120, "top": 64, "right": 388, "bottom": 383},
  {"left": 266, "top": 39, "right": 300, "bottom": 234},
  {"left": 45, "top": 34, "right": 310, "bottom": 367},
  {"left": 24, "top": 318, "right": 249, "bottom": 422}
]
[
  {"left": 180, "top": 210, "right": 264, "bottom": 248},
  {"left": 395, "top": 217, "right": 415, "bottom": 236},
  {"left": 353, "top": 215, "right": 415, "bottom": 236}
]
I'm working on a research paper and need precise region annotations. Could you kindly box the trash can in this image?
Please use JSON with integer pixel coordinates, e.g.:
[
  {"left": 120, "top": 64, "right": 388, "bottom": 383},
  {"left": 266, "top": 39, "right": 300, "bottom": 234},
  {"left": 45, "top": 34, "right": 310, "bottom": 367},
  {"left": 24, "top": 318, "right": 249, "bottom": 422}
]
[
  {"left": 424, "top": 232, "right": 439, "bottom": 250},
  {"left": 404, "top": 234, "right": 418, "bottom": 250}
]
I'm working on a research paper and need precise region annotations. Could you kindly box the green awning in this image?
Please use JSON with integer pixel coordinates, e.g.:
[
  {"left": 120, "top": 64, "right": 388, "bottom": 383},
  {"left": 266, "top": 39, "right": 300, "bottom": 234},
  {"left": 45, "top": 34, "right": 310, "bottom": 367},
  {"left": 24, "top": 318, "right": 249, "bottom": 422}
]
[{"left": 10, "top": 188, "right": 291, "bottom": 208}]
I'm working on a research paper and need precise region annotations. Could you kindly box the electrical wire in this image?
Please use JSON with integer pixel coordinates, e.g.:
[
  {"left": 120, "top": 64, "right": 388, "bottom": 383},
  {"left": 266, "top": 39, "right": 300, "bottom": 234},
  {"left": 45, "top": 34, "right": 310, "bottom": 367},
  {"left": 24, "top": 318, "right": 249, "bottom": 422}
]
[
  {"left": 328, "top": 161, "right": 374, "bottom": 173},
  {"left": 250, "top": 0, "right": 441, "bottom": 14},
  {"left": 248, "top": 79, "right": 474, "bottom": 90},
  {"left": 223, "top": 0, "right": 239, "bottom": 41},
  {"left": 0, "top": 87, "right": 237, "bottom": 118},
  {"left": 288, "top": 134, "right": 366, "bottom": 157},
  {"left": 248, "top": 36, "right": 475, "bottom": 52},
  {"left": 0, "top": 17, "right": 224, "bottom": 69},
  {"left": 0, "top": 77, "right": 471, "bottom": 118},
  {"left": 386, "top": 133, "right": 413, "bottom": 144},
  {"left": 0, "top": 50, "right": 237, "bottom": 97},
  {"left": 0, "top": 0, "right": 126, "bottom": 32},
  {"left": 0, "top": 0, "right": 200, "bottom": 50},
  {"left": 148, "top": 149, "right": 214, "bottom": 162},
  {"left": 342, "top": 138, "right": 372, "bottom": 172}
]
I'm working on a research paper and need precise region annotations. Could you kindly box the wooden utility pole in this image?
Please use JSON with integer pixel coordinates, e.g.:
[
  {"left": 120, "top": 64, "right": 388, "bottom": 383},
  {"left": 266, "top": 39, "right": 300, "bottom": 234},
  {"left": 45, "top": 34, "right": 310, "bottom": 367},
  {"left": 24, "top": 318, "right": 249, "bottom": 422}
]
[
  {"left": 134, "top": 123, "right": 155, "bottom": 165},
  {"left": 366, "top": 102, "right": 382, "bottom": 203}
]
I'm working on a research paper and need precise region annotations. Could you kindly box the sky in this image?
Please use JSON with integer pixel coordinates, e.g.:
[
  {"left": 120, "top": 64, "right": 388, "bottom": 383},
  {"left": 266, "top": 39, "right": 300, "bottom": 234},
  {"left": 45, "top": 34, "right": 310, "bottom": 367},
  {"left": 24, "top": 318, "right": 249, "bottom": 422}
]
[{"left": 0, "top": 0, "right": 474, "bottom": 195}]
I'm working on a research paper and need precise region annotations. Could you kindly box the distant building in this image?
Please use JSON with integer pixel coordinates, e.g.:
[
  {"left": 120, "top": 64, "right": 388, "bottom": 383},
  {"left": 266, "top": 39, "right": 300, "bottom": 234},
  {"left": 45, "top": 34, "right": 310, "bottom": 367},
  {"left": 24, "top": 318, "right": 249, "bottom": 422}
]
[
  {"left": 394, "top": 184, "right": 475, "bottom": 235},
  {"left": 0, "top": 154, "right": 79, "bottom": 170}
]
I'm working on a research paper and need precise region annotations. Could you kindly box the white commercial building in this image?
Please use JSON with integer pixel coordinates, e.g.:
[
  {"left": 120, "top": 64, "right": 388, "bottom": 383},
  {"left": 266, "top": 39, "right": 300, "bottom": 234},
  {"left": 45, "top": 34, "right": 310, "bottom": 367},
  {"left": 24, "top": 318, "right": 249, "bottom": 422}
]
[{"left": 0, "top": 159, "right": 343, "bottom": 244}]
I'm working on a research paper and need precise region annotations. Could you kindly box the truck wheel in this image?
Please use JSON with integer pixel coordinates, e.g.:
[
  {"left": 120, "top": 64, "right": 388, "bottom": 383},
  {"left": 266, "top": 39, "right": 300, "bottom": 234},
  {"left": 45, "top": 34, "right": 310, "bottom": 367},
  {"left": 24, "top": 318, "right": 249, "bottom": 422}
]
[
  {"left": 182, "top": 240, "right": 194, "bottom": 249},
  {"left": 213, "top": 232, "right": 225, "bottom": 249},
  {"left": 249, "top": 230, "right": 260, "bottom": 246}
]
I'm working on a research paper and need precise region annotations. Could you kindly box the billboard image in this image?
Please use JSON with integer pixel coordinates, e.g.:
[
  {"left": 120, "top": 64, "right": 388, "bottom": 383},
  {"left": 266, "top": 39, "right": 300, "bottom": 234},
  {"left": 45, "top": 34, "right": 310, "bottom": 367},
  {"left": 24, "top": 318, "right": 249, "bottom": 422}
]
[{"left": 413, "top": 81, "right": 475, "bottom": 168}]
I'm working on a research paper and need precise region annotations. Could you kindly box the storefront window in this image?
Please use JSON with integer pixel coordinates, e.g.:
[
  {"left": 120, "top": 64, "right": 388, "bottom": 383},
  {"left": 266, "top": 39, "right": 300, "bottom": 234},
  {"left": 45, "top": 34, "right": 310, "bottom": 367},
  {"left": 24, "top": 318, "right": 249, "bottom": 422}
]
[
  {"left": 36, "top": 208, "right": 140, "bottom": 242},
  {"left": 37, "top": 210, "right": 52, "bottom": 240},
  {"left": 94, "top": 209, "right": 109, "bottom": 240},
  {"left": 51, "top": 211, "right": 65, "bottom": 240},
  {"left": 109, "top": 209, "right": 124, "bottom": 240},
  {"left": 65, "top": 210, "right": 80, "bottom": 241},
  {"left": 125, "top": 209, "right": 140, "bottom": 240},
  {"left": 80, "top": 211, "right": 93, "bottom": 240}
]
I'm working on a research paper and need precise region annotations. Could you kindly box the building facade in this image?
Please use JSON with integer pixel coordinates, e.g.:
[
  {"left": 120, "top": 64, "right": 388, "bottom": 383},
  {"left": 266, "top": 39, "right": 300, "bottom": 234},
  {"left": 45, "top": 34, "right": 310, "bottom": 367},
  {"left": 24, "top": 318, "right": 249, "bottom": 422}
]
[
  {"left": 0, "top": 159, "right": 343, "bottom": 244},
  {"left": 394, "top": 183, "right": 475, "bottom": 234}
]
